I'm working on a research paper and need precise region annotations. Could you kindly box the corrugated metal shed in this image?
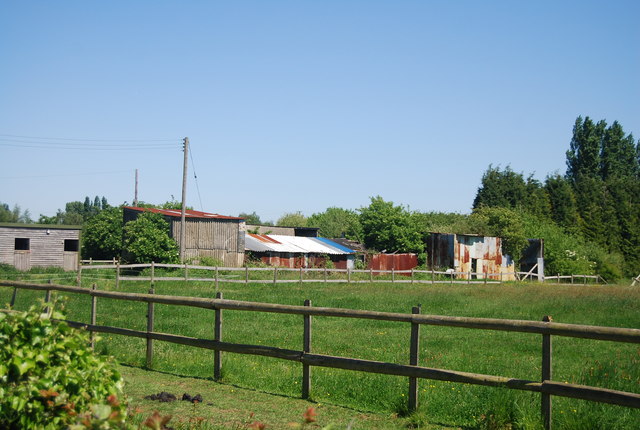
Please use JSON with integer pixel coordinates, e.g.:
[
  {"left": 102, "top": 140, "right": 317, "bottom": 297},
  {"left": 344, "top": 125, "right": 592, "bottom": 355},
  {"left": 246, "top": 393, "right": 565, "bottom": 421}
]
[{"left": 245, "top": 234, "right": 354, "bottom": 255}]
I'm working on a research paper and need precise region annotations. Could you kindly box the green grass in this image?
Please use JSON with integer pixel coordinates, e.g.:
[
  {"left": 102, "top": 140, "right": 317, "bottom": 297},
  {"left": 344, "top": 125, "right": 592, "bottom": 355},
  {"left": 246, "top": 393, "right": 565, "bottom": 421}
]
[{"left": 1, "top": 269, "right": 639, "bottom": 429}]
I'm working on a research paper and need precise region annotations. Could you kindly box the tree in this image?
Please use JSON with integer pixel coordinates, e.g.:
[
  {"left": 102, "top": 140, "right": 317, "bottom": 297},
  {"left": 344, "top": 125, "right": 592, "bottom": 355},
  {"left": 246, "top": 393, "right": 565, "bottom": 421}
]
[
  {"left": 41, "top": 196, "right": 110, "bottom": 225},
  {"left": 359, "top": 196, "right": 423, "bottom": 253},
  {"left": 522, "top": 175, "right": 551, "bottom": 219},
  {"left": 122, "top": 212, "right": 179, "bottom": 264},
  {"left": 82, "top": 207, "right": 124, "bottom": 259},
  {"left": 238, "top": 211, "right": 263, "bottom": 225},
  {"left": 307, "top": 207, "right": 363, "bottom": 240},
  {"left": 276, "top": 211, "right": 308, "bottom": 227},
  {"left": 0, "top": 203, "right": 32, "bottom": 223},
  {"left": 544, "top": 174, "right": 580, "bottom": 232},
  {"left": 472, "top": 165, "right": 528, "bottom": 210},
  {"left": 566, "top": 116, "right": 606, "bottom": 182},
  {"left": 601, "top": 121, "right": 638, "bottom": 181}
]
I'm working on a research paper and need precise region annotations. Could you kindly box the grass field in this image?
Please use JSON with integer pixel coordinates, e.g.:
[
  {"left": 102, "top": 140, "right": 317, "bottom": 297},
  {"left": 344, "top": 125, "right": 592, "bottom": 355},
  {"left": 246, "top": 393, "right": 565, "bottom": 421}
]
[{"left": 1, "top": 267, "right": 639, "bottom": 429}]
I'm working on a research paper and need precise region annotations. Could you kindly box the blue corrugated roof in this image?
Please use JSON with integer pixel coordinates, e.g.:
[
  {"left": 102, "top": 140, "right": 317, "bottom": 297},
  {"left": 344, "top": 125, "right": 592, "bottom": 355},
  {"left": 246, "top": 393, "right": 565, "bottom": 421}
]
[{"left": 315, "top": 237, "right": 355, "bottom": 254}]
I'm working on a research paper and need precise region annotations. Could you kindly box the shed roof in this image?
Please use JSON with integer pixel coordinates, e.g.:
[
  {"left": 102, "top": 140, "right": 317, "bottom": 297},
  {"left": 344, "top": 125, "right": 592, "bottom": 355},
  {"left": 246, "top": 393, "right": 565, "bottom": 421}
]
[
  {"left": 245, "top": 234, "right": 354, "bottom": 255},
  {"left": 0, "top": 223, "right": 81, "bottom": 230},
  {"left": 123, "top": 206, "right": 243, "bottom": 220}
]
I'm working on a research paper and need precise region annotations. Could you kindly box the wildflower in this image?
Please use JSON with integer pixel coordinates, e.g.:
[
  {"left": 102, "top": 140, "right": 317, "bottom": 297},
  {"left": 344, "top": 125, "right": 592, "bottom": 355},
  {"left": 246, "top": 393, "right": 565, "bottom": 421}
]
[{"left": 303, "top": 407, "right": 317, "bottom": 423}]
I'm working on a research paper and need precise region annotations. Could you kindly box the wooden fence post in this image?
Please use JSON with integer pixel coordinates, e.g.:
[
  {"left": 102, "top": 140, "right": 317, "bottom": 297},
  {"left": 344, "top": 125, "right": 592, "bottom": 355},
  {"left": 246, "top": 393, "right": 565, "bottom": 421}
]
[
  {"left": 323, "top": 267, "right": 327, "bottom": 283},
  {"left": 215, "top": 267, "right": 219, "bottom": 291},
  {"left": 450, "top": 271, "right": 454, "bottom": 286},
  {"left": 468, "top": 271, "right": 471, "bottom": 284},
  {"left": 391, "top": 268, "right": 395, "bottom": 283},
  {"left": 10, "top": 286, "right": 17, "bottom": 308},
  {"left": 347, "top": 268, "right": 351, "bottom": 283},
  {"left": 484, "top": 272, "right": 488, "bottom": 285},
  {"left": 571, "top": 275, "right": 574, "bottom": 284},
  {"left": 90, "top": 283, "right": 97, "bottom": 350},
  {"left": 431, "top": 269, "right": 435, "bottom": 285},
  {"left": 299, "top": 267, "right": 303, "bottom": 284},
  {"left": 44, "top": 280, "right": 52, "bottom": 314},
  {"left": 542, "top": 315, "right": 553, "bottom": 430},
  {"left": 370, "top": 267, "right": 373, "bottom": 282},
  {"left": 411, "top": 268, "right": 414, "bottom": 284},
  {"left": 214, "top": 292, "right": 223, "bottom": 381},
  {"left": 77, "top": 265, "right": 82, "bottom": 287},
  {"left": 150, "top": 262, "right": 155, "bottom": 290},
  {"left": 557, "top": 273, "right": 560, "bottom": 285},
  {"left": 246, "top": 266, "right": 249, "bottom": 284},
  {"left": 302, "top": 299, "right": 312, "bottom": 399},
  {"left": 408, "top": 304, "right": 422, "bottom": 412},
  {"left": 274, "top": 268, "right": 278, "bottom": 285},
  {"left": 146, "top": 286, "right": 155, "bottom": 368},
  {"left": 116, "top": 261, "right": 121, "bottom": 289},
  {"left": 184, "top": 263, "right": 189, "bottom": 282}
]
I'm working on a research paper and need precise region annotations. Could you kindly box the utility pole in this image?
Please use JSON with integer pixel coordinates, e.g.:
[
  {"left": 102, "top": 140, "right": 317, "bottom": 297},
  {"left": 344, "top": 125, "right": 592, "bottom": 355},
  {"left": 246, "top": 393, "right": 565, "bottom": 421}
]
[
  {"left": 180, "top": 137, "right": 189, "bottom": 263},
  {"left": 133, "top": 169, "right": 139, "bottom": 206}
]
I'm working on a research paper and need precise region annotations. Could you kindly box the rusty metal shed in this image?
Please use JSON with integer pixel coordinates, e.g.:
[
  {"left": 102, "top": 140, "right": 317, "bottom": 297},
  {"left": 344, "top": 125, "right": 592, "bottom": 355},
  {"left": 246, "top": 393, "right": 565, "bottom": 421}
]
[
  {"left": 427, "top": 233, "right": 523, "bottom": 280},
  {"left": 123, "top": 207, "right": 246, "bottom": 267}
]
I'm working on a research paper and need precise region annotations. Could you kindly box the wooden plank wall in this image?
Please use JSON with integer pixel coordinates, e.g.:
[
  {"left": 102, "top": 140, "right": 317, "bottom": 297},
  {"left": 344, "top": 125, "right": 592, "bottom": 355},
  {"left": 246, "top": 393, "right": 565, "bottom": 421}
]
[
  {"left": 0, "top": 226, "right": 80, "bottom": 270},
  {"left": 172, "top": 219, "right": 245, "bottom": 267}
]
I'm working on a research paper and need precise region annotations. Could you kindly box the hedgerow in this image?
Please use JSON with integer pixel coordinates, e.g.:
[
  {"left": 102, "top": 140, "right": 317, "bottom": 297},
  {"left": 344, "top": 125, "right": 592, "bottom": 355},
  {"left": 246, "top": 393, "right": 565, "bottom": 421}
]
[{"left": 0, "top": 301, "right": 128, "bottom": 429}]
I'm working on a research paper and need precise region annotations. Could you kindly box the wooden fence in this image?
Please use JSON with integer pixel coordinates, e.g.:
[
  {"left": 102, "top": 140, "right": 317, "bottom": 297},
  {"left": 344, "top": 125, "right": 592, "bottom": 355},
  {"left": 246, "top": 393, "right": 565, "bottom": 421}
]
[
  {"left": 2, "top": 280, "right": 638, "bottom": 430},
  {"left": 77, "top": 262, "right": 604, "bottom": 287}
]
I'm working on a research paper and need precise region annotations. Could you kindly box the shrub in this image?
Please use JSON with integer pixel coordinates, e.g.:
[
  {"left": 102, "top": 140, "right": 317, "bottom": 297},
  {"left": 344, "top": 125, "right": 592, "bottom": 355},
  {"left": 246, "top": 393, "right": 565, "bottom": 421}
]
[
  {"left": 0, "top": 301, "right": 127, "bottom": 429},
  {"left": 122, "top": 212, "right": 179, "bottom": 264}
]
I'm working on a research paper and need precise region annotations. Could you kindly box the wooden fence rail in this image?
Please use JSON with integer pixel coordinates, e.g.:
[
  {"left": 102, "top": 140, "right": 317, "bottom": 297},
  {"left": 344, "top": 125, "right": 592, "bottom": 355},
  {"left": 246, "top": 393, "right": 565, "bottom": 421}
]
[
  {"left": 2, "top": 280, "right": 637, "bottom": 430},
  {"left": 77, "top": 262, "right": 604, "bottom": 286}
]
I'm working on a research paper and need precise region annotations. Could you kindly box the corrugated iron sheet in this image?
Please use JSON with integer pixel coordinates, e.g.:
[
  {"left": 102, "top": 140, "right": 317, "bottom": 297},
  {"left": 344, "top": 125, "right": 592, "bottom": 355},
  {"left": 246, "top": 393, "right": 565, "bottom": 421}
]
[
  {"left": 123, "top": 206, "right": 243, "bottom": 220},
  {"left": 244, "top": 234, "right": 354, "bottom": 255},
  {"left": 369, "top": 254, "right": 418, "bottom": 272}
]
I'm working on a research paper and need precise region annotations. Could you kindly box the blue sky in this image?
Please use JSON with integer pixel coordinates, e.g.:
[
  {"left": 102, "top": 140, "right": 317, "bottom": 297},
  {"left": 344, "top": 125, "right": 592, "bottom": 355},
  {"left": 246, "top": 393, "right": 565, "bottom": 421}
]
[{"left": 1, "top": 1, "right": 638, "bottom": 223}]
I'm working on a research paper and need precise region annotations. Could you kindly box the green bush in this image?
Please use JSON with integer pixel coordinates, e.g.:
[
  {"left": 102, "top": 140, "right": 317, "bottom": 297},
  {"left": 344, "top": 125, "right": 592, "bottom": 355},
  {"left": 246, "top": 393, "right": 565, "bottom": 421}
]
[
  {"left": 0, "top": 302, "right": 127, "bottom": 429},
  {"left": 123, "top": 212, "right": 179, "bottom": 264}
]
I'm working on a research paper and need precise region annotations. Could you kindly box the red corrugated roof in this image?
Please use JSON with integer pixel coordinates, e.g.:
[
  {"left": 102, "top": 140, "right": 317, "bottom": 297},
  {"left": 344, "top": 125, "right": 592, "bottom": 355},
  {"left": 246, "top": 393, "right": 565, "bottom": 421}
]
[
  {"left": 123, "top": 206, "right": 244, "bottom": 220},
  {"left": 248, "top": 233, "right": 282, "bottom": 244}
]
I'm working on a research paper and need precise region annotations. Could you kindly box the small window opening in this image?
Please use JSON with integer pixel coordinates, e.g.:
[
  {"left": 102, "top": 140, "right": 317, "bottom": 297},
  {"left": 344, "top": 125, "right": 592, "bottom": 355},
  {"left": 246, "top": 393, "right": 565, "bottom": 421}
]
[
  {"left": 15, "top": 238, "right": 30, "bottom": 251},
  {"left": 64, "top": 239, "right": 79, "bottom": 252}
]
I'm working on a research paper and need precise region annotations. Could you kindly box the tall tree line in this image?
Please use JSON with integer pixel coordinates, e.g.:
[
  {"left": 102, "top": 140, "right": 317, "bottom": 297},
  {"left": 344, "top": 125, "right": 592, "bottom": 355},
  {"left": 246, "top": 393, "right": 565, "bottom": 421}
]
[{"left": 474, "top": 116, "right": 640, "bottom": 275}]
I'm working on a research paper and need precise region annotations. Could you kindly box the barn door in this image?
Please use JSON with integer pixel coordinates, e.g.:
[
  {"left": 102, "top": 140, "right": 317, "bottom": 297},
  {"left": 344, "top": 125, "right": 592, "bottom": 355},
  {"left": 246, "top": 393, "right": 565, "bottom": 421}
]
[{"left": 14, "top": 237, "right": 31, "bottom": 271}]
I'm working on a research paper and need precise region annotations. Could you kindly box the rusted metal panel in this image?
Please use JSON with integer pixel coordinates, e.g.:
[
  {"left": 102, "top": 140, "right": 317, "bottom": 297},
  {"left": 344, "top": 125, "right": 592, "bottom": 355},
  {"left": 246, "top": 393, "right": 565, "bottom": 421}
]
[
  {"left": 368, "top": 254, "right": 417, "bottom": 274},
  {"left": 123, "top": 206, "right": 243, "bottom": 220}
]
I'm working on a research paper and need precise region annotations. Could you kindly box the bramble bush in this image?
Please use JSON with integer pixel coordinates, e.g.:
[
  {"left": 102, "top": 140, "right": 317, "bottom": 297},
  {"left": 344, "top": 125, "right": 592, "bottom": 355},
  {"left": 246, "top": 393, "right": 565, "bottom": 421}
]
[{"left": 0, "top": 301, "right": 128, "bottom": 429}]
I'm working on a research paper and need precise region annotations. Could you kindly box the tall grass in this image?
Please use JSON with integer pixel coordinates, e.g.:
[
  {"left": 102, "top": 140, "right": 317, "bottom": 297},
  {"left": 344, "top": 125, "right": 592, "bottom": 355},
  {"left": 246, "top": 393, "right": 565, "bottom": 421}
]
[{"left": 1, "top": 267, "right": 639, "bottom": 429}]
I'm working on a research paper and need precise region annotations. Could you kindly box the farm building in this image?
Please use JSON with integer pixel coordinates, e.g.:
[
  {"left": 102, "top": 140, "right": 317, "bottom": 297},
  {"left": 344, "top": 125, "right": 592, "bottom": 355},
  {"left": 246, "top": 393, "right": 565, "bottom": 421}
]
[
  {"left": 244, "top": 233, "right": 356, "bottom": 269},
  {"left": 0, "top": 224, "right": 81, "bottom": 271},
  {"left": 246, "top": 224, "right": 319, "bottom": 237},
  {"left": 426, "top": 233, "right": 544, "bottom": 280},
  {"left": 123, "top": 206, "right": 246, "bottom": 267}
]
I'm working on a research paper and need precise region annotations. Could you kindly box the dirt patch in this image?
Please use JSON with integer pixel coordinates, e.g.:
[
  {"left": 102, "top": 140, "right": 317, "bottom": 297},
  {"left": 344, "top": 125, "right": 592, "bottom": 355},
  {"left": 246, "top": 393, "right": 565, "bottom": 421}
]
[{"left": 144, "top": 391, "right": 203, "bottom": 404}]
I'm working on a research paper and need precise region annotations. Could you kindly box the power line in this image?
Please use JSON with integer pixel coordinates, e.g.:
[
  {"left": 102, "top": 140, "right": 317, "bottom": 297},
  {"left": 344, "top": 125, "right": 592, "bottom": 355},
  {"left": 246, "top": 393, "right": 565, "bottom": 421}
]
[
  {"left": 0, "top": 133, "right": 180, "bottom": 142},
  {"left": 189, "top": 143, "right": 204, "bottom": 211},
  {"left": 0, "top": 170, "right": 132, "bottom": 179},
  {"left": 0, "top": 142, "right": 178, "bottom": 150},
  {"left": 0, "top": 138, "right": 178, "bottom": 146}
]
